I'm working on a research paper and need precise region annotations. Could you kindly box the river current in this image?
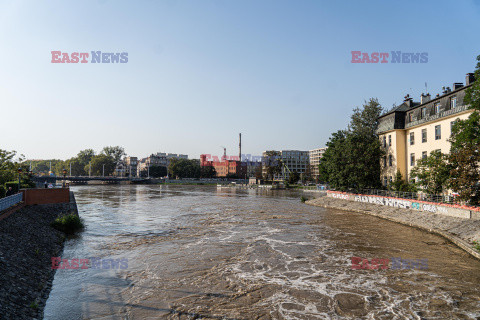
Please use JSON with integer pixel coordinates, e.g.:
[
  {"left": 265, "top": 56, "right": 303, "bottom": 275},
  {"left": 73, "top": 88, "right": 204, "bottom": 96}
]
[{"left": 43, "top": 185, "right": 480, "bottom": 319}]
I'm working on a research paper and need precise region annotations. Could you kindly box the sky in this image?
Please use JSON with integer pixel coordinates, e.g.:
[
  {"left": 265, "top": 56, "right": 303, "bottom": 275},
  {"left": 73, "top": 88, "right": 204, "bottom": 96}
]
[{"left": 1, "top": 0, "right": 480, "bottom": 161}]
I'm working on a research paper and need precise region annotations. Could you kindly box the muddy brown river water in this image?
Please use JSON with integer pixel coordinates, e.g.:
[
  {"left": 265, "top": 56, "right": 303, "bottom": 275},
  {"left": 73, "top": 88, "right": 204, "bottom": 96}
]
[{"left": 43, "top": 185, "right": 480, "bottom": 319}]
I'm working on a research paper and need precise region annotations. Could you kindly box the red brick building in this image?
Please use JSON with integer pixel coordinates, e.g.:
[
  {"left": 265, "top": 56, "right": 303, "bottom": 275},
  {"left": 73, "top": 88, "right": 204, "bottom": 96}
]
[{"left": 200, "top": 154, "right": 247, "bottom": 178}]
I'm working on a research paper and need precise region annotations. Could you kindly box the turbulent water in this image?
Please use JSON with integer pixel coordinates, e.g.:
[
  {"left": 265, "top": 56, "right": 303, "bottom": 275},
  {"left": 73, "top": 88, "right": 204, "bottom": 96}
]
[{"left": 43, "top": 185, "right": 480, "bottom": 319}]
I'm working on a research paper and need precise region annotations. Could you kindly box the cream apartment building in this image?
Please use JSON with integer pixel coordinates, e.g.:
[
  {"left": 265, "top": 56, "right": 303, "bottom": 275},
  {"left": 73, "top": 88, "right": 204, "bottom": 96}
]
[
  {"left": 309, "top": 147, "right": 327, "bottom": 180},
  {"left": 377, "top": 73, "right": 475, "bottom": 186}
]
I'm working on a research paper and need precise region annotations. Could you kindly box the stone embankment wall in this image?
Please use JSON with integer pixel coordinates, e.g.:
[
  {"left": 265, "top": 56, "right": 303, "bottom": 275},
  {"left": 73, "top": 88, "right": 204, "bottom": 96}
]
[
  {"left": 0, "top": 189, "right": 78, "bottom": 319},
  {"left": 327, "top": 191, "right": 480, "bottom": 220}
]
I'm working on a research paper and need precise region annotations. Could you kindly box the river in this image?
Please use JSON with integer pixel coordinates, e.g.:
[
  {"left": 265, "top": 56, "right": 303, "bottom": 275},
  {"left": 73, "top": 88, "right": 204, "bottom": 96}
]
[{"left": 43, "top": 185, "right": 480, "bottom": 319}]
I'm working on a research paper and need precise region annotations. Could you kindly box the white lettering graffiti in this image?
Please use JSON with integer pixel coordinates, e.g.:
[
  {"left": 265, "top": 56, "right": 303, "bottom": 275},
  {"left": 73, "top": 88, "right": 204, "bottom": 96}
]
[
  {"left": 354, "top": 195, "right": 411, "bottom": 209},
  {"left": 331, "top": 193, "right": 349, "bottom": 200},
  {"left": 422, "top": 204, "right": 437, "bottom": 213}
]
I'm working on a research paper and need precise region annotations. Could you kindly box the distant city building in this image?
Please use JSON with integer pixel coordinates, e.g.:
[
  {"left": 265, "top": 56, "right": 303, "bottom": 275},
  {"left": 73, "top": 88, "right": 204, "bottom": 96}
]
[
  {"left": 245, "top": 160, "right": 262, "bottom": 178},
  {"left": 200, "top": 154, "right": 247, "bottom": 178},
  {"left": 136, "top": 152, "right": 189, "bottom": 177},
  {"left": 262, "top": 150, "right": 309, "bottom": 181},
  {"left": 309, "top": 147, "right": 327, "bottom": 180},
  {"left": 124, "top": 156, "right": 138, "bottom": 177}
]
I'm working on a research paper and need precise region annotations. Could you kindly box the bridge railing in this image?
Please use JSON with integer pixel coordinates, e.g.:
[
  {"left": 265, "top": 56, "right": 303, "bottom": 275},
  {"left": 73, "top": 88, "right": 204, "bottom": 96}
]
[{"left": 0, "top": 193, "right": 23, "bottom": 212}]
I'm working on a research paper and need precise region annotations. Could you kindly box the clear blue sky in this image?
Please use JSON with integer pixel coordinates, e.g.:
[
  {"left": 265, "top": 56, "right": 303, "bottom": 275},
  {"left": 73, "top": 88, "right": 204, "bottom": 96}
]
[{"left": 1, "top": 0, "right": 479, "bottom": 160}]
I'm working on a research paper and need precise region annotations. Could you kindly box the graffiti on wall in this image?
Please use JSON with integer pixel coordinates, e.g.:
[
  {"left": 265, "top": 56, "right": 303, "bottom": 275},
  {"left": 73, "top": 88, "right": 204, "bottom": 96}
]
[
  {"left": 353, "top": 195, "right": 413, "bottom": 209},
  {"left": 331, "top": 193, "right": 349, "bottom": 200}
]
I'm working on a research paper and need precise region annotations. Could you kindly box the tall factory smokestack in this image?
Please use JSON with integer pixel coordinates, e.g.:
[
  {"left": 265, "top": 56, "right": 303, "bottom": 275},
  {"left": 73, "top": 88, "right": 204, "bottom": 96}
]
[{"left": 239, "top": 133, "right": 242, "bottom": 161}]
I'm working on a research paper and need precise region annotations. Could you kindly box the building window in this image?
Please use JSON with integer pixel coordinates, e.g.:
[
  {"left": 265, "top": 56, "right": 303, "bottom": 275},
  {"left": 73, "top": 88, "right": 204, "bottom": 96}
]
[
  {"left": 422, "top": 151, "right": 427, "bottom": 159},
  {"left": 383, "top": 156, "right": 387, "bottom": 167},
  {"left": 435, "top": 125, "right": 441, "bottom": 140},
  {"left": 389, "top": 176, "right": 393, "bottom": 184},
  {"left": 389, "top": 155, "right": 393, "bottom": 167},
  {"left": 451, "top": 96, "right": 457, "bottom": 109},
  {"left": 421, "top": 107, "right": 427, "bottom": 119},
  {"left": 388, "top": 135, "right": 392, "bottom": 146},
  {"left": 410, "top": 153, "right": 415, "bottom": 166},
  {"left": 422, "top": 129, "right": 427, "bottom": 143},
  {"left": 434, "top": 103, "right": 441, "bottom": 114},
  {"left": 410, "top": 132, "right": 415, "bottom": 145},
  {"left": 383, "top": 136, "right": 386, "bottom": 148},
  {"left": 408, "top": 113, "right": 413, "bottom": 122},
  {"left": 383, "top": 177, "right": 388, "bottom": 186}
]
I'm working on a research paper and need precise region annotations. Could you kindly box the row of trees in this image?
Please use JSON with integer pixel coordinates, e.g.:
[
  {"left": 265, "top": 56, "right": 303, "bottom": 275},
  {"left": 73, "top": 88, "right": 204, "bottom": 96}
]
[
  {"left": 25, "top": 146, "right": 126, "bottom": 177},
  {"left": 317, "top": 54, "right": 480, "bottom": 205}
]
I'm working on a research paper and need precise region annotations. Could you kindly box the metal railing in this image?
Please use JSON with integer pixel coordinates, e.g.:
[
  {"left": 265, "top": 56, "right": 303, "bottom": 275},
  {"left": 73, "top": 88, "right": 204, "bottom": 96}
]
[
  {"left": 344, "top": 188, "right": 458, "bottom": 205},
  {"left": 0, "top": 193, "right": 23, "bottom": 212}
]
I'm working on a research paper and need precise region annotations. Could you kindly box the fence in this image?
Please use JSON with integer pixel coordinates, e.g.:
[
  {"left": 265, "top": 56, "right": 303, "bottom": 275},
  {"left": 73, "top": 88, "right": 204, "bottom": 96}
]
[
  {"left": 0, "top": 193, "right": 23, "bottom": 212},
  {"left": 347, "top": 189, "right": 458, "bottom": 205}
]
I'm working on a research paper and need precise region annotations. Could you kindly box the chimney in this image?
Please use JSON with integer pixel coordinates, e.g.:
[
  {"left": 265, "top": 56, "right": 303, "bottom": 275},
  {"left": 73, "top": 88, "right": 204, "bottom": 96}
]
[
  {"left": 453, "top": 83, "right": 463, "bottom": 90},
  {"left": 445, "top": 87, "right": 451, "bottom": 93},
  {"left": 239, "top": 133, "right": 242, "bottom": 162},
  {"left": 404, "top": 94, "right": 413, "bottom": 107},
  {"left": 420, "top": 93, "right": 430, "bottom": 104},
  {"left": 466, "top": 73, "right": 475, "bottom": 86}
]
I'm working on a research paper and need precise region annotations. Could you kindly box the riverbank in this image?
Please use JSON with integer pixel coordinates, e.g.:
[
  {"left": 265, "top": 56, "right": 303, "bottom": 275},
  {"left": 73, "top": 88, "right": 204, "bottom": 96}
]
[
  {"left": 0, "top": 193, "right": 78, "bottom": 319},
  {"left": 306, "top": 196, "right": 480, "bottom": 260}
]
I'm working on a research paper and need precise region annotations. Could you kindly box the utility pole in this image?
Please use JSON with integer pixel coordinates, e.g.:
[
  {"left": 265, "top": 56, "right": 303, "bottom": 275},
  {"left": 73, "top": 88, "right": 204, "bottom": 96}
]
[
  {"left": 69, "top": 162, "right": 72, "bottom": 176},
  {"left": 89, "top": 164, "right": 91, "bottom": 177},
  {"left": 103, "top": 164, "right": 105, "bottom": 177}
]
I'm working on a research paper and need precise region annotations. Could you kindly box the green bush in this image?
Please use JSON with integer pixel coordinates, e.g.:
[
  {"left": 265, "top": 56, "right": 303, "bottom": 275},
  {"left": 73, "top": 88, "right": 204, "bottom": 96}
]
[
  {"left": 51, "top": 214, "right": 84, "bottom": 234},
  {"left": 473, "top": 241, "right": 480, "bottom": 252},
  {"left": 4, "top": 181, "right": 20, "bottom": 193},
  {"left": 0, "top": 185, "right": 5, "bottom": 198},
  {"left": 301, "top": 196, "right": 307, "bottom": 203}
]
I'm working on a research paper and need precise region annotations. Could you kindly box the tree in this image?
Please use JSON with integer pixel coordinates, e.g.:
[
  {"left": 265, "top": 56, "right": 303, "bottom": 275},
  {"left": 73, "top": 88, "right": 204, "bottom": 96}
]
[
  {"left": 464, "top": 54, "right": 480, "bottom": 111},
  {"left": 102, "top": 146, "right": 126, "bottom": 164},
  {"left": 77, "top": 149, "right": 96, "bottom": 174},
  {"left": 87, "top": 154, "right": 116, "bottom": 176},
  {"left": 262, "top": 151, "right": 282, "bottom": 181},
  {"left": 449, "top": 112, "right": 480, "bottom": 204},
  {"left": 318, "top": 130, "right": 348, "bottom": 188},
  {"left": 168, "top": 159, "right": 201, "bottom": 178},
  {"left": 287, "top": 171, "right": 300, "bottom": 185},
  {"left": 0, "top": 149, "right": 18, "bottom": 185},
  {"left": 141, "top": 165, "right": 167, "bottom": 178},
  {"left": 410, "top": 151, "right": 450, "bottom": 195},
  {"left": 200, "top": 165, "right": 216, "bottom": 178},
  {"left": 64, "top": 158, "right": 85, "bottom": 176},
  {"left": 319, "top": 98, "right": 384, "bottom": 190},
  {"left": 390, "top": 170, "right": 415, "bottom": 192}
]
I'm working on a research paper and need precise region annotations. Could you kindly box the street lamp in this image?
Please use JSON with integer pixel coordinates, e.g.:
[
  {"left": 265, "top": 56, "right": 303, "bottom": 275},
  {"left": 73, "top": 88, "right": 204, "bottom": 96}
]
[
  {"left": 63, "top": 169, "right": 67, "bottom": 188},
  {"left": 17, "top": 167, "right": 22, "bottom": 192}
]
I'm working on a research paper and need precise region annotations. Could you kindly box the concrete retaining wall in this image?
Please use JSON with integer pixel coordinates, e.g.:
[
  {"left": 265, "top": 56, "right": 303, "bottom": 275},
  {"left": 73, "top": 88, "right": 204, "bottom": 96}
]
[{"left": 327, "top": 191, "right": 480, "bottom": 219}]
